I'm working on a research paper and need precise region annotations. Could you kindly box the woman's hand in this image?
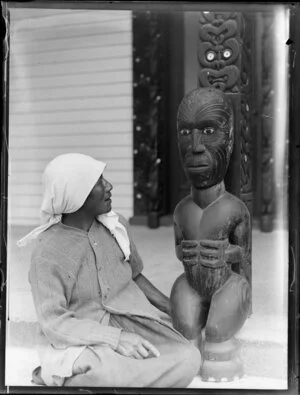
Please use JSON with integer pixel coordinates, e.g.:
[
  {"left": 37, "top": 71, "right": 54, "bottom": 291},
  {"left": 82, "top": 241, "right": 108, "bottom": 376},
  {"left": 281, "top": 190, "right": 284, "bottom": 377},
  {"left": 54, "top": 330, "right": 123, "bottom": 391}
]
[{"left": 116, "top": 331, "right": 160, "bottom": 359}]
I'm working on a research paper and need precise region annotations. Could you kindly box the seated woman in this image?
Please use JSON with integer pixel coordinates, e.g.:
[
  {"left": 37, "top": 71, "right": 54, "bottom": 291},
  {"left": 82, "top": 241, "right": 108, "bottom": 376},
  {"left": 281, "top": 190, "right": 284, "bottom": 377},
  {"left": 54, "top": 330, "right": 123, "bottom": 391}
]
[{"left": 18, "top": 153, "right": 201, "bottom": 388}]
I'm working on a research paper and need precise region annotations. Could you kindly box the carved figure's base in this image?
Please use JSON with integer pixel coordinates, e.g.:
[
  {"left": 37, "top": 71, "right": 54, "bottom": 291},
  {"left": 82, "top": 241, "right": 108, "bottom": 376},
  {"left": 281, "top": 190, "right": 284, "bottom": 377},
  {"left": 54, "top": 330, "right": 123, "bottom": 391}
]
[
  {"left": 170, "top": 272, "right": 251, "bottom": 382},
  {"left": 200, "top": 357, "right": 244, "bottom": 382},
  {"left": 199, "top": 337, "right": 244, "bottom": 382}
]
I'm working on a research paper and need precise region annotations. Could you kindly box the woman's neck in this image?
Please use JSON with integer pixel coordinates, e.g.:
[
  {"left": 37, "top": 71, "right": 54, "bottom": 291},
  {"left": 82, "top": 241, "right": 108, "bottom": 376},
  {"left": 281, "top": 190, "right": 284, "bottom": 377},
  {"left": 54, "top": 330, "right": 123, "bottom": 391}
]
[
  {"left": 191, "top": 181, "right": 225, "bottom": 209},
  {"left": 62, "top": 210, "right": 95, "bottom": 232}
]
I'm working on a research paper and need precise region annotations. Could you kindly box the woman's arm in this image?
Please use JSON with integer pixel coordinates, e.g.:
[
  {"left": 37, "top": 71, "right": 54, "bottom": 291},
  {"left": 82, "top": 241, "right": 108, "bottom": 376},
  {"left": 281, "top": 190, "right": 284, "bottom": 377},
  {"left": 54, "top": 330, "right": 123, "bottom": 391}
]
[
  {"left": 29, "top": 257, "right": 122, "bottom": 350},
  {"left": 134, "top": 273, "right": 171, "bottom": 316},
  {"left": 118, "top": 215, "right": 171, "bottom": 316}
]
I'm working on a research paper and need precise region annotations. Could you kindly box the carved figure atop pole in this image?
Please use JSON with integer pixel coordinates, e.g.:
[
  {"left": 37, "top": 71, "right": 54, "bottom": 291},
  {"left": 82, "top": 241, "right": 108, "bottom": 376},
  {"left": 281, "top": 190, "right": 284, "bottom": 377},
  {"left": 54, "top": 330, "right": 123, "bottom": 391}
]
[{"left": 170, "top": 87, "right": 251, "bottom": 382}]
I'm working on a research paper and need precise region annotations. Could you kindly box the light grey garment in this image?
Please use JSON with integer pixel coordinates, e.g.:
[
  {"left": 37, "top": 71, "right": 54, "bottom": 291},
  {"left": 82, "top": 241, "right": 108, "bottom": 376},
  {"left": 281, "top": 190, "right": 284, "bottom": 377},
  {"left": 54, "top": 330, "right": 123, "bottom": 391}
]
[
  {"left": 29, "top": 217, "right": 200, "bottom": 387},
  {"left": 64, "top": 314, "right": 201, "bottom": 388}
]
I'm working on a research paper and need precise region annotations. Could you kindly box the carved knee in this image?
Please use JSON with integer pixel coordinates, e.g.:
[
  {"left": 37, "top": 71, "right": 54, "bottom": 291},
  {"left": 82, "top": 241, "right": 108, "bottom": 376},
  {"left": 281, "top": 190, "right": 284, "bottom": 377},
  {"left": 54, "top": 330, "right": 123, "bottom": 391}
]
[
  {"left": 170, "top": 273, "right": 208, "bottom": 340},
  {"left": 205, "top": 273, "right": 251, "bottom": 342}
]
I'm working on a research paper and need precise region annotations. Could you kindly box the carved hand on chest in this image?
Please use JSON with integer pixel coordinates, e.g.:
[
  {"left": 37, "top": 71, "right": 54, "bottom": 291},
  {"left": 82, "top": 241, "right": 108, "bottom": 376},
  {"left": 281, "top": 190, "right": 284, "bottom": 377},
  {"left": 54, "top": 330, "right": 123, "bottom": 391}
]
[{"left": 174, "top": 194, "right": 247, "bottom": 270}]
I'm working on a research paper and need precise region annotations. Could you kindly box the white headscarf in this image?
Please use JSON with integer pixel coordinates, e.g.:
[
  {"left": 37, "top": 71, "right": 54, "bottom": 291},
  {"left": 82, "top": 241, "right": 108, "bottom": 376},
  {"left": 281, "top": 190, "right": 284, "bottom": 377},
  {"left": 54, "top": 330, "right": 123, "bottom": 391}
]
[{"left": 17, "top": 153, "right": 131, "bottom": 260}]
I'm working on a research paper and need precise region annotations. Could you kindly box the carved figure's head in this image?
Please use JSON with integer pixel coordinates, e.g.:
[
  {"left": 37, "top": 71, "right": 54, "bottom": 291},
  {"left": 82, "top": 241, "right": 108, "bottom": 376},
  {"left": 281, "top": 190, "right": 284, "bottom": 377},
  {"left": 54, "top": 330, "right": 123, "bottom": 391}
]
[{"left": 177, "top": 87, "right": 234, "bottom": 189}]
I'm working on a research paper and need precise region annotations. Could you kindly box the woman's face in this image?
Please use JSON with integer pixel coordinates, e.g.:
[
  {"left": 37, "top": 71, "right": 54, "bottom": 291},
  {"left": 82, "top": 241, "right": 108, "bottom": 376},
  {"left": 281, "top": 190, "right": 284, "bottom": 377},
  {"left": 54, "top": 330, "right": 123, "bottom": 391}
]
[{"left": 83, "top": 174, "right": 113, "bottom": 216}]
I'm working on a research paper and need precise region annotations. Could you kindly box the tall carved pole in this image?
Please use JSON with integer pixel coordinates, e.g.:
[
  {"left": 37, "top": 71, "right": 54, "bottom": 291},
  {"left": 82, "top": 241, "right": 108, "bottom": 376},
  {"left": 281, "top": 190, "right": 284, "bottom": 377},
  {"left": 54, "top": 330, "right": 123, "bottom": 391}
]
[
  {"left": 197, "top": 11, "right": 253, "bottom": 290},
  {"left": 259, "top": 12, "right": 275, "bottom": 232}
]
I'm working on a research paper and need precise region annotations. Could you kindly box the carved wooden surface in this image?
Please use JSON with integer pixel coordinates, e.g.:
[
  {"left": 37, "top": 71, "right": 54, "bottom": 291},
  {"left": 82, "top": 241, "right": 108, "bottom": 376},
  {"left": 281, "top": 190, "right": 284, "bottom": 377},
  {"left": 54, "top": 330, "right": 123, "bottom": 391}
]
[
  {"left": 260, "top": 12, "right": 275, "bottom": 232},
  {"left": 240, "top": 13, "right": 254, "bottom": 216},
  {"left": 197, "top": 10, "right": 254, "bottom": 292},
  {"left": 198, "top": 12, "right": 242, "bottom": 93},
  {"left": 198, "top": 11, "right": 254, "bottom": 216}
]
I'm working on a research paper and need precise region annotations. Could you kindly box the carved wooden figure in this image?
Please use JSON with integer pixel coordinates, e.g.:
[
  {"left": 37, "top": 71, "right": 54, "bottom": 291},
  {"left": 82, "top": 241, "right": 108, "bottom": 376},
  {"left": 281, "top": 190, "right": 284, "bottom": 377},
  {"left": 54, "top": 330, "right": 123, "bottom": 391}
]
[{"left": 170, "top": 87, "right": 251, "bottom": 382}]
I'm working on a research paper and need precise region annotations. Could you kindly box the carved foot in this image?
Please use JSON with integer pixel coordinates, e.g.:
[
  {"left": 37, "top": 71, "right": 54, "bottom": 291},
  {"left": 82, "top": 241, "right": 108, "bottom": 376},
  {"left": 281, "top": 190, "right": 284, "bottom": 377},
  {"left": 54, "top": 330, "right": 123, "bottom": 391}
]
[{"left": 199, "top": 337, "right": 244, "bottom": 382}]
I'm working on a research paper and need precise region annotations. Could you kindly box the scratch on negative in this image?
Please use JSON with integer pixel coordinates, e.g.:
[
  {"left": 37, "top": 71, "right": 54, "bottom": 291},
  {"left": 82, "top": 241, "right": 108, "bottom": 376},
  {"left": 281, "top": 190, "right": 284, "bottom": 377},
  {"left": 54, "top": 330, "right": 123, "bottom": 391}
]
[
  {"left": 290, "top": 246, "right": 296, "bottom": 292},
  {"left": 262, "top": 114, "right": 274, "bottom": 120},
  {"left": 0, "top": 267, "right": 6, "bottom": 294},
  {"left": 78, "top": 389, "right": 94, "bottom": 394}
]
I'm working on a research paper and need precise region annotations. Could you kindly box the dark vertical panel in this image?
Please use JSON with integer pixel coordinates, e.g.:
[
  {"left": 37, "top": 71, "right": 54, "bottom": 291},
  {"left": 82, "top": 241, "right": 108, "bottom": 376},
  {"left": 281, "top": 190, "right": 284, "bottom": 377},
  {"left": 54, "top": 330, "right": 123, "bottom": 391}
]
[
  {"left": 166, "top": 12, "right": 185, "bottom": 214},
  {"left": 253, "top": 13, "right": 264, "bottom": 220},
  {"left": 131, "top": 11, "right": 184, "bottom": 221},
  {"left": 288, "top": 5, "right": 300, "bottom": 393},
  {"left": 132, "top": 11, "right": 169, "bottom": 227}
]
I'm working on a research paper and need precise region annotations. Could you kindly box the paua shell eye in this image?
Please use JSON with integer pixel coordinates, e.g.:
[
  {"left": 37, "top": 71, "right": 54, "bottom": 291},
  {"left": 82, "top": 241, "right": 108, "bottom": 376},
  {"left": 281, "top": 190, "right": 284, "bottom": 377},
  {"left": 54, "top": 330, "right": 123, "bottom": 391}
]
[
  {"left": 223, "top": 49, "right": 232, "bottom": 59},
  {"left": 180, "top": 129, "right": 190, "bottom": 136},
  {"left": 203, "top": 127, "right": 215, "bottom": 135},
  {"left": 206, "top": 51, "right": 216, "bottom": 61}
]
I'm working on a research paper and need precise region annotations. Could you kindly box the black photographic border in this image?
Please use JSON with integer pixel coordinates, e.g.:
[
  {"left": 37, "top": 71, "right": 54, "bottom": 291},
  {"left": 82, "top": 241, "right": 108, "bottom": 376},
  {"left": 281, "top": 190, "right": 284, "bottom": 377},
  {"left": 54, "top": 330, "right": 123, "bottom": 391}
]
[{"left": 0, "top": 1, "right": 298, "bottom": 394}]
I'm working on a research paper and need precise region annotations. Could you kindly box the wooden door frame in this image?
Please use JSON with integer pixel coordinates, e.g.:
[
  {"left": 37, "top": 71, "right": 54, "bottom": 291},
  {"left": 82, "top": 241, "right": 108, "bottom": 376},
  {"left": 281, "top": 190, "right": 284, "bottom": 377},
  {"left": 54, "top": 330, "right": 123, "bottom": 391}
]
[{"left": 165, "top": 12, "right": 185, "bottom": 217}]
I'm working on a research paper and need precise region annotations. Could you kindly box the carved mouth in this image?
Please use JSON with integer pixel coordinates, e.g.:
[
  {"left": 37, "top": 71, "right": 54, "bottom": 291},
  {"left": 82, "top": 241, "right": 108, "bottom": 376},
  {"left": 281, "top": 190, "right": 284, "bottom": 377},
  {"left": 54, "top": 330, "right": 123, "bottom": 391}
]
[
  {"left": 208, "top": 76, "right": 229, "bottom": 84},
  {"left": 187, "top": 165, "right": 209, "bottom": 172}
]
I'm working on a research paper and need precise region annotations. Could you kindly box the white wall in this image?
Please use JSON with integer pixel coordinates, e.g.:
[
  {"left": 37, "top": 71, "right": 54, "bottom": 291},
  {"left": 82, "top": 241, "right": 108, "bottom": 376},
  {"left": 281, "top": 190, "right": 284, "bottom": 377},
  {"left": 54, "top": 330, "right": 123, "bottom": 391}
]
[{"left": 8, "top": 8, "right": 133, "bottom": 225}]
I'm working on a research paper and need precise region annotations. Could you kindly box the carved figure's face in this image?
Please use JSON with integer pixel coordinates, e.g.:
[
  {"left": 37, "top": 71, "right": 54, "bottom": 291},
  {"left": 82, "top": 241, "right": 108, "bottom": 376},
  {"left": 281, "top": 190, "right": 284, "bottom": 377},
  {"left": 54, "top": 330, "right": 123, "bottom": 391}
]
[{"left": 177, "top": 88, "right": 234, "bottom": 189}]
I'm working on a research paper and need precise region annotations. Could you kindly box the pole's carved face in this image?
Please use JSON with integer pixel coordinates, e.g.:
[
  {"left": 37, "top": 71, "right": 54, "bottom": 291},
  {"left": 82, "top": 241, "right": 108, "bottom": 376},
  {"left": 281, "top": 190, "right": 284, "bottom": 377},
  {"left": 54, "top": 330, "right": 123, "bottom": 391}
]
[{"left": 177, "top": 87, "right": 234, "bottom": 189}]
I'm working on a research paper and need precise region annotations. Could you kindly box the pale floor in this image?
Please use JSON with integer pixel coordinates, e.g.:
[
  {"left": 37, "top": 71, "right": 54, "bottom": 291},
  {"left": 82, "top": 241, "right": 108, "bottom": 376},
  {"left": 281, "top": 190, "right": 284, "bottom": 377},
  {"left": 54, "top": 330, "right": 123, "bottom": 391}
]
[{"left": 5, "top": 224, "right": 289, "bottom": 389}]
